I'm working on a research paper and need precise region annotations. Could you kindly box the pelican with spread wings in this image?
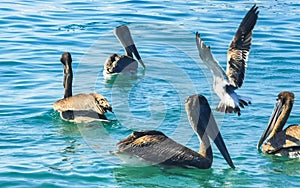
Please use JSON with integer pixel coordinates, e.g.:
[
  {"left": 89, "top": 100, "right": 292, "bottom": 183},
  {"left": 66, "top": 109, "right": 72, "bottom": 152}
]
[{"left": 196, "top": 4, "right": 259, "bottom": 115}]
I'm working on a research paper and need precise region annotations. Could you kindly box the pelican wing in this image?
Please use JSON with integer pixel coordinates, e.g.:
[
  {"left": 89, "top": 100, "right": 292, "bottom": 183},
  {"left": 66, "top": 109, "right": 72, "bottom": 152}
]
[
  {"left": 114, "top": 130, "right": 209, "bottom": 168},
  {"left": 196, "top": 32, "right": 228, "bottom": 81},
  {"left": 226, "top": 4, "right": 259, "bottom": 88},
  {"left": 283, "top": 125, "right": 300, "bottom": 148},
  {"left": 53, "top": 93, "right": 112, "bottom": 115},
  {"left": 105, "top": 54, "right": 138, "bottom": 74},
  {"left": 279, "top": 125, "right": 300, "bottom": 158},
  {"left": 263, "top": 125, "right": 300, "bottom": 154}
]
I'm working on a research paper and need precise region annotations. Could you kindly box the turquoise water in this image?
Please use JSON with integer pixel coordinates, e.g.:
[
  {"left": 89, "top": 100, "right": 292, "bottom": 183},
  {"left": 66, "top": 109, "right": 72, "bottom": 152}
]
[{"left": 1, "top": 0, "right": 300, "bottom": 187}]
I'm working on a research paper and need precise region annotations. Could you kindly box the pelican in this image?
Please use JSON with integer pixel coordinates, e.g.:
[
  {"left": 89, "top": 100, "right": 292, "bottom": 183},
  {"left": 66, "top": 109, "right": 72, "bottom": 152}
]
[
  {"left": 103, "top": 25, "right": 145, "bottom": 78},
  {"left": 257, "top": 91, "right": 300, "bottom": 158},
  {"left": 110, "top": 94, "right": 235, "bottom": 169},
  {"left": 196, "top": 4, "right": 259, "bottom": 115},
  {"left": 54, "top": 52, "right": 113, "bottom": 123}
]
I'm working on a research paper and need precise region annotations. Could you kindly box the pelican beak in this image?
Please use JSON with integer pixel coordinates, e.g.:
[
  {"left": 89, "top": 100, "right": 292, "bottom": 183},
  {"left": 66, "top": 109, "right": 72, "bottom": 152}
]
[
  {"left": 206, "top": 114, "right": 235, "bottom": 169},
  {"left": 257, "top": 99, "right": 283, "bottom": 149},
  {"left": 114, "top": 25, "right": 145, "bottom": 70},
  {"left": 107, "top": 106, "right": 113, "bottom": 113}
]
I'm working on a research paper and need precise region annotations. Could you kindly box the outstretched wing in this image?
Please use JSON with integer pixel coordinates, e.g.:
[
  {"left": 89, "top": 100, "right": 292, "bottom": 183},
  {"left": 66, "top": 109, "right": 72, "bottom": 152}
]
[
  {"left": 196, "top": 32, "right": 228, "bottom": 82},
  {"left": 226, "top": 4, "right": 259, "bottom": 88}
]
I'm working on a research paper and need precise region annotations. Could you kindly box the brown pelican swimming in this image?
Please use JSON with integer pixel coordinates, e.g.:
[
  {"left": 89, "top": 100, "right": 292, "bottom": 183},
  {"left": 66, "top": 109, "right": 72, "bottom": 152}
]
[
  {"left": 110, "top": 94, "right": 235, "bottom": 169},
  {"left": 196, "top": 4, "right": 259, "bottom": 116},
  {"left": 257, "top": 91, "right": 300, "bottom": 158},
  {"left": 103, "top": 25, "right": 145, "bottom": 78},
  {"left": 53, "top": 52, "right": 113, "bottom": 123}
]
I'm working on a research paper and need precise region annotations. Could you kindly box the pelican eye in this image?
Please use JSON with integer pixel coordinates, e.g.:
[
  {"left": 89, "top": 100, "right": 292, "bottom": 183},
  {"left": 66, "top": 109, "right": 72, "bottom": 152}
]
[{"left": 100, "top": 98, "right": 106, "bottom": 104}]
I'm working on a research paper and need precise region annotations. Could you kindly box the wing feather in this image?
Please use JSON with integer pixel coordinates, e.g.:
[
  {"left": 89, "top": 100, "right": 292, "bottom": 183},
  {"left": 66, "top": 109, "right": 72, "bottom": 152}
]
[
  {"left": 115, "top": 130, "right": 208, "bottom": 168},
  {"left": 196, "top": 32, "right": 228, "bottom": 82},
  {"left": 53, "top": 93, "right": 111, "bottom": 115},
  {"left": 226, "top": 4, "right": 259, "bottom": 88}
]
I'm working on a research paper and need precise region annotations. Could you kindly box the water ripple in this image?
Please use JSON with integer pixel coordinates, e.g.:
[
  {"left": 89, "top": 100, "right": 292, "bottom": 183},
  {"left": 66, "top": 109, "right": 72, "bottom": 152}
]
[{"left": 1, "top": 0, "right": 300, "bottom": 187}]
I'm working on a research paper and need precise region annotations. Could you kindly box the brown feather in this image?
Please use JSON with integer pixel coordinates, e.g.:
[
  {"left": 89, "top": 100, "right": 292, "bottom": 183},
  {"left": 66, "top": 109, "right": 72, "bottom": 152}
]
[
  {"left": 53, "top": 93, "right": 111, "bottom": 115},
  {"left": 226, "top": 4, "right": 259, "bottom": 88},
  {"left": 111, "top": 95, "right": 235, "bottom": 169},
  {"left": 263, "top": 125, "right": 300, "bottom": 154},
  {"left": 260, "top": 92, "right": 300, "bottom": 158}
]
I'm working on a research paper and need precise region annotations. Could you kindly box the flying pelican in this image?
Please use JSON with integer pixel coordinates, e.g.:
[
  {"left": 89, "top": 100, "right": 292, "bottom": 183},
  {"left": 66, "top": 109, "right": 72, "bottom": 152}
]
[
  {"left": 110, "top": 94, "right": 235, "bottom": 169},
  {"left": 103, "top": 25, "right": 145, "bottom": 78},
  {"left": 53, "top": 52, "right": 113, "bottom": 123},
  {"left": 196, "top": 4, "right": 259, "bottom": 116},
  {"left": 257, "top": 91, "right": 300, "bottom": 158}
]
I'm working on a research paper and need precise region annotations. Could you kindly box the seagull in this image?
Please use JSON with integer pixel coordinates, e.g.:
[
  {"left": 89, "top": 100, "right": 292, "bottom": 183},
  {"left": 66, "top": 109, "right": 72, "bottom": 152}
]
[{"left": 196, "top": 4, "right": 259, "bottom": 115}]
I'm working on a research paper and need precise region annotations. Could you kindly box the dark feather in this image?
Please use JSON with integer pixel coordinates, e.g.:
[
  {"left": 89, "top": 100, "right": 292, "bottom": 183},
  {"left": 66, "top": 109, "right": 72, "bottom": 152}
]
[
  {"left": 226, "top": 4, "right": 259, "bottom": 88},
  {"left": 61, "top": 110, "right": 108, "bottom": 121},
  {"left": 105, "top": 54, "right": 138, "bottom": 74},
  {"left": 116, "top": 130, "right": 211, "bottom": 169}
]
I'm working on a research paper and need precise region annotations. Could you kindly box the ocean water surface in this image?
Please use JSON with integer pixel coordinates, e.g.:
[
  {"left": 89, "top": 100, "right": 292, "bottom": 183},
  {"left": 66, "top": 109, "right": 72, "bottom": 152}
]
[{"left": 1, "top": 0, "right": 300, "bottom": 187}]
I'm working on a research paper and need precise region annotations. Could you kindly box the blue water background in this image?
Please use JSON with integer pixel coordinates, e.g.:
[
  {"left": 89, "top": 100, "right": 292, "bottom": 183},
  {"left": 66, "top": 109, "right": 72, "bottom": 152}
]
[{"left": 1, "top": 0, "right": 300, "bottom": 187}]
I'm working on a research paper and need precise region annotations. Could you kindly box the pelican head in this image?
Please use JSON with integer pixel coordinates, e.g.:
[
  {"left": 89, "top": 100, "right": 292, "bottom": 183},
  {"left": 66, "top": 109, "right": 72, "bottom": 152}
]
[
  {"left": 61, "top": 52, "right": 72, "bottom": 66},
  {"left": 91, "top": 93, "right": 113, "bottom": 113},
  {"left": 185, "top": 94, "right": 235, "bottom": 169},
  {"left": 257, "top": 91, "right": 295, "bottom": 149},
  {"left": 114, "top": 25, "right": 145, "bottom": 69}
]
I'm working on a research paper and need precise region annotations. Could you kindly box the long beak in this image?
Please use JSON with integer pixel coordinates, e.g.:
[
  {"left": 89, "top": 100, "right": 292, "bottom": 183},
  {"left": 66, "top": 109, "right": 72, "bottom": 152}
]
[
  {"left": 257, "top": 99, "right": 283, "bottom": 149},
  {"left": 206, "top": 114, "right": 235, "bottom": 169},
  {"left": 114, "top": 25, "right": 145, "bottom": 69}
]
